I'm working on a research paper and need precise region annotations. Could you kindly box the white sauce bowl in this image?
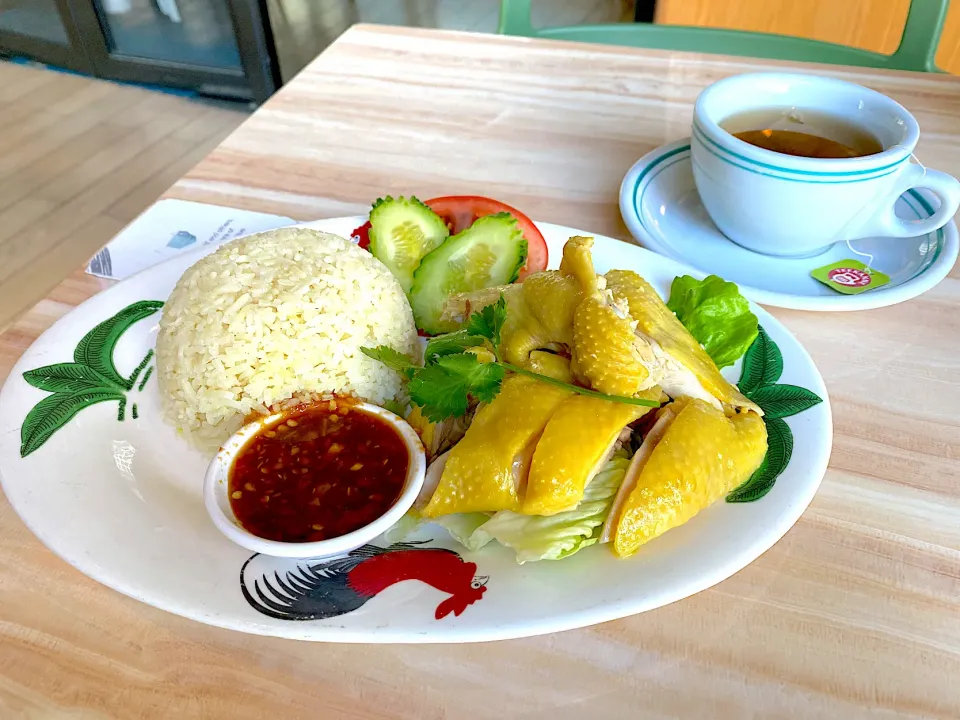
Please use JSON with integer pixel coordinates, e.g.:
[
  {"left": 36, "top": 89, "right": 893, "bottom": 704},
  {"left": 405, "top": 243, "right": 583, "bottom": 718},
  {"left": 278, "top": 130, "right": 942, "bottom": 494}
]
[{"left": 203, "top": 402, "right": 425, "bottom": 559}]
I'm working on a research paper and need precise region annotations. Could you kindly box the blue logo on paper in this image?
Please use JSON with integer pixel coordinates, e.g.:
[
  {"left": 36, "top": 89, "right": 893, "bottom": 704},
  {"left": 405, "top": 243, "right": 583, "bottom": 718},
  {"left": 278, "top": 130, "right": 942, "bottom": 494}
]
[{"left": 168, "top": 231, "right": 197, "bottom": 249}]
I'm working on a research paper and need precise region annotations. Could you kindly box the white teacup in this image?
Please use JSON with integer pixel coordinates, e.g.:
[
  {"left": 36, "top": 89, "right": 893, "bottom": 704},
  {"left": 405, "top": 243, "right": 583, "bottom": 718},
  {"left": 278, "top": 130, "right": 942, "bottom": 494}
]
[{"left": 691, "top": 72, "right": 960, "bottom": 257}]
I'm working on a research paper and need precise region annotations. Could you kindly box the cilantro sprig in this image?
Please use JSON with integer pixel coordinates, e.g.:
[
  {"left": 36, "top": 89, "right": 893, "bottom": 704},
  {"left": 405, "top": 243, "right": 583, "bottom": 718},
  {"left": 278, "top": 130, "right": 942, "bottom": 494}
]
[
  {"left": 362, "top": 345, "right": 417, "bottom": 377},
  {"left": 423, "top": 329, "right": 487, "bottom": 363},
  {"left": 410, "top": 355, "right": 504, "bottom": 420},
  {"left": 465, "top": 299, "right": 506, "bottom": 348},
  {"left": 362, "top": 294, "right": 659, "bottom": 422},
  {"left": 361, "top": 345, "right": 503, "bottom": 422}
]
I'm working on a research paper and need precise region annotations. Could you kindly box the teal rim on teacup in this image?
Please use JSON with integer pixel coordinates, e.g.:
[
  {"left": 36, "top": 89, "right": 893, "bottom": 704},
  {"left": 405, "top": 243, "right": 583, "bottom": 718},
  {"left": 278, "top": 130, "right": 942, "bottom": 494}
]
[
  {"left": 691, "top": 121, "right": 908, "bottom": 184},
  {"left": 690, "top": 72, "right": 960, "bottom": 257},
  {"left": 695, "top": 74, "right": 916, "bottom": 182}
]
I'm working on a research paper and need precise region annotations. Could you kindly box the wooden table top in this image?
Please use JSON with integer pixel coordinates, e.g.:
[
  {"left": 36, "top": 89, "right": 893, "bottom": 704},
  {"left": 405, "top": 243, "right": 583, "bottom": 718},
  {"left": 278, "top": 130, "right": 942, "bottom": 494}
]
[{"left": 2, "top": 24, "right": 959, "bottom": 719}]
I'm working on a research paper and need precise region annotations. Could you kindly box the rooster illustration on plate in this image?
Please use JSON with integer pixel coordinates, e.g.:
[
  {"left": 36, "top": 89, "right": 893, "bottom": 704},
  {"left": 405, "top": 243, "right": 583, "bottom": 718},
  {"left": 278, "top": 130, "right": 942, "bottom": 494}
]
[{"left": 241, "top": 542, "right": 488, "bottom": 621}]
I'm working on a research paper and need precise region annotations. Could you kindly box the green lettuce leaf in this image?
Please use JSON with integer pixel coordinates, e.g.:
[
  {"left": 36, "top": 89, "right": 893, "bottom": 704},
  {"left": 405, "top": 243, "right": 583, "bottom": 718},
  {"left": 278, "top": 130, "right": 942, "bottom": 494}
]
[
  {"left": 388, "top": 455, "right": 628, "bottom": 562},
  {"left": 478, "top": 454, "right": 629, "bottom": 564},
  {"left": 384, "top": 511, "right": 424, "bottom": 543},
  {"left": 385, "top": 510, "right": 494, "bottom": 551},
  {"left": 435, "top": 513, "right": 495, "bottom": 551},
  {"left": 667, "top": 275, "right": 759, "bottom": 369}
]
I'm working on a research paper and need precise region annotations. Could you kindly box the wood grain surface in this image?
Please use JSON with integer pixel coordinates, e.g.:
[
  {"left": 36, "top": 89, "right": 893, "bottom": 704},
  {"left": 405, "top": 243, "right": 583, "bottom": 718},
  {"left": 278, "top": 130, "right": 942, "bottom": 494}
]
[
  {"left": 1, "top": 25, "right": 959, "bottom": 719},
  {"left": 0, "top": 61, "right": 246, "bottom": 330}
]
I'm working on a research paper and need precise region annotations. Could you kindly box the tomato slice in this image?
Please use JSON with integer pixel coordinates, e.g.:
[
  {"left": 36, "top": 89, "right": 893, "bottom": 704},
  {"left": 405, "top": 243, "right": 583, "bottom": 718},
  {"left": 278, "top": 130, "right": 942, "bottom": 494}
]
[
  {"left": 351, "top": 220, "right": 371, "bottom": 250},
  {"left": 424, "top": 196, "right": 548, "bottom": 279}
]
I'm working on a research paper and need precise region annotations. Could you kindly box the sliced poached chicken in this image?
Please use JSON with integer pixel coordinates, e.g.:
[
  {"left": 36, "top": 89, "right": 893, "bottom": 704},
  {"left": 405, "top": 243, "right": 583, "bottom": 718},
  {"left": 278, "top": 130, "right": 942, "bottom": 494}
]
[{"left": 420, "top": 375, "right": 571, "bottom": 517}]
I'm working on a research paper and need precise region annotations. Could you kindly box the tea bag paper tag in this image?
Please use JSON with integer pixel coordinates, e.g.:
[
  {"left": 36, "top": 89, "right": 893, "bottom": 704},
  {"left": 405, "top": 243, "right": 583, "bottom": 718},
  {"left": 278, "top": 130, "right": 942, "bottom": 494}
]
[{"left": 811, "top": 259, "right": 890, "bottom": 295}]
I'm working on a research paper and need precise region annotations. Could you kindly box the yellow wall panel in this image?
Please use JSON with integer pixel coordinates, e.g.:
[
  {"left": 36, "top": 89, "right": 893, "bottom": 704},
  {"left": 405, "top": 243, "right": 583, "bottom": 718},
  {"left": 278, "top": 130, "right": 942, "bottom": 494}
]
[{"left": 655, "top": 0, "right": 960, "bottom": 73}]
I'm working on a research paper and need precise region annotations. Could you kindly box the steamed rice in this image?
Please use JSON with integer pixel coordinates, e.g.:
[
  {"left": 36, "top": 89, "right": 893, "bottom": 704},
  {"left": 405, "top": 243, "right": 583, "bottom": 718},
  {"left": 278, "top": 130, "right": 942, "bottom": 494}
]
[{"left": 156, "top": 228, "right": 417, "bottom": 451}]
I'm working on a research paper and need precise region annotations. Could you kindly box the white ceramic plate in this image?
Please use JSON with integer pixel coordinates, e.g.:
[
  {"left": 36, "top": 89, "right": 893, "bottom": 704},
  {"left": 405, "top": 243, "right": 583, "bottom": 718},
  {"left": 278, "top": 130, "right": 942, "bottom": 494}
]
[
  {"left": 620, "top": 139, "right": 959, "bottom": 311},
  {"left": 0, "top": 218, "right": 832, "bottom": 643}
]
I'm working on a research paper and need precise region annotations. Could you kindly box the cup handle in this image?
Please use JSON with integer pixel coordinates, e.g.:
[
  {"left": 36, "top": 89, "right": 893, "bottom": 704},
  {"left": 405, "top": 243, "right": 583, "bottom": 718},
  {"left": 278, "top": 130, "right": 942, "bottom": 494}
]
[{"left": 859, "top": 164, "right": 960, "bottom": 239}]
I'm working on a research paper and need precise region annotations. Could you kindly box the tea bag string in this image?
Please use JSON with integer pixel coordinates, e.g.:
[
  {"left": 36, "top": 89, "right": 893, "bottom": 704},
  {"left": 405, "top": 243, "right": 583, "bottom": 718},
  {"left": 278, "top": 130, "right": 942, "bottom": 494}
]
[{"left": 844, "top": 147, "right": 926, "bottom": 273}]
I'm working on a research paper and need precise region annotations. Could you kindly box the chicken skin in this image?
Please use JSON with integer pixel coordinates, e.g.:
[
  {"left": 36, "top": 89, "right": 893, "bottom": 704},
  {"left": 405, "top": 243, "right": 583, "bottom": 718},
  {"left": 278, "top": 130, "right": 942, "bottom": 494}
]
[
  {"left": 605, "top": 399, "right": 767, "bottom": 558},
  {"left": 421, "top": 375, "right": 571, "bottom": 517}
]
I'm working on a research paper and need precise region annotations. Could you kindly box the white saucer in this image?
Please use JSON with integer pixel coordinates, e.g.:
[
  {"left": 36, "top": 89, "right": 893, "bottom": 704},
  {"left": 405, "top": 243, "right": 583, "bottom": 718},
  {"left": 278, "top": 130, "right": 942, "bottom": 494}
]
[{"left": 620, "top": 139, "right": 959, "bottom": 311}]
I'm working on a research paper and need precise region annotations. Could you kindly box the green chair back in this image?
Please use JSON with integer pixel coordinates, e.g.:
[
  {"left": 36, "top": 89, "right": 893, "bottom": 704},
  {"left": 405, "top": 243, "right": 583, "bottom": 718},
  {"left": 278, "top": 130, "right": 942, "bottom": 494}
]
[{"left": 498, "top": 0, "right": 948, "bottom": 73}]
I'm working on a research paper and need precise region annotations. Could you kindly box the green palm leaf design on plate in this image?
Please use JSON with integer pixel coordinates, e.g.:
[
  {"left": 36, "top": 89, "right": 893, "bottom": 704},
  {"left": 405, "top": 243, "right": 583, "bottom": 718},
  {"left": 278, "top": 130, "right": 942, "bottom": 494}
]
[
  {"left": 747, "top": 384, "right": 824, "bottom": 419},
  {"left": 725, "top": 417, "right": 793, "bottom": 503},
  {"left": 21, "top": 389, "right": 127, "bottom": 458},
  {"left": 19, "top": 300, "right": 164, "bottom": 458},
  {"left": 22, "top": 362, "right": 116, "bottom": 393},
  {"left": 73, "top": 300, "right": 163, "bottom": 389},
  {"left": 726, "top": 326, "right": 823, "bottom": 503},
  {"left": 736, "top": 325, "right": 783, "bottom": 395}
]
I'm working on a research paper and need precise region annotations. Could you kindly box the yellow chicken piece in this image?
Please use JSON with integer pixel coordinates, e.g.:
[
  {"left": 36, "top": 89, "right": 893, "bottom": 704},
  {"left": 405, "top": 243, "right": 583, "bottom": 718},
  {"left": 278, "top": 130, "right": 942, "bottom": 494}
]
[
  {"left": 438, "top": 283, "right": 541, "bottom": 367},
  {"left": 523, "top": 394, "right": 655, "bottom": 516},
  {"left": 465, "top": 346, "right": 497, "bottom": 364},
  {"left": 519, "top": 271, "right": 582, "bottom": 345},
  {"left": 500, "top": 271, "right": 582, "bottom": 368},
  {"left": 421, "top": 375, "right": 572, "bottom": 517},
  {"left": 526, "top": 351, "right": 574, "bottom": 383},
  {"left": 612, "top": 399, "right": 767, "bottom": 558},
  {"left": 499, "top": 291, "right": 550, "bottom": 367},
  {"left": 564, "top": 236, "right": 659, "bottom": 396},
  {"left": 559, "top": 235, "right": 599, "bottom": 293},
  {"left": 605, "top": 270, "right": 759, "bottom": 413},
  {"left": 437, "top": 273, "right": 581, "bottom": 372},
  {"left": 460, "top": 250, "right": 591, "bottom": 369},
  {"left": 438, "top": 237, "right": 756, "bottom": 415},
  {"left": 406, "top": 405, "right": 442, "bottom": 459},
  {"left": 406, "top": 405, "right": 473, "bottom": 462},
  {"left": 572, "top": 296, "right": 656, "bottom": 396}
]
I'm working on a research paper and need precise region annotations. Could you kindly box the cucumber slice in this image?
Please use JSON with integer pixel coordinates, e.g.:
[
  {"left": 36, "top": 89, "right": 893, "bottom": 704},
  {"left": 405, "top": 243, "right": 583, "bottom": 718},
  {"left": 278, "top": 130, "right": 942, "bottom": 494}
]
[
  {"left": 368, "top": 196, "right": 449, "bottom": 293},
  {"left": 411, "top": 212, "right": 527, "bottom": 334}
]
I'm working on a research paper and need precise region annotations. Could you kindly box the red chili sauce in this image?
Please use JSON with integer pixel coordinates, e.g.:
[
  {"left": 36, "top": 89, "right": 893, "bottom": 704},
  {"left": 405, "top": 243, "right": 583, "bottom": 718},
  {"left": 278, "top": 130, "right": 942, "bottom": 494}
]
[{"left": 229, "top": 401, "right": 409, "bottom": 543}]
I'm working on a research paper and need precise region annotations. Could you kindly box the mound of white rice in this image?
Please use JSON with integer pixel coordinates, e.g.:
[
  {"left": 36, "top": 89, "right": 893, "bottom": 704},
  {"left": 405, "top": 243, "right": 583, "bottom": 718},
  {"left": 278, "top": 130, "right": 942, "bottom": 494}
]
[{"left": 156, "top": 228, "right": 417, "bottom": 450}]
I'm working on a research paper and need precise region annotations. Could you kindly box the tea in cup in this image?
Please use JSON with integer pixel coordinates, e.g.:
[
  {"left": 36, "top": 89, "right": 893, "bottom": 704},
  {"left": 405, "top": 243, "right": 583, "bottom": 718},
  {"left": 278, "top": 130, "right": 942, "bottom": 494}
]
[{"left": 691, "top": 73, "right": 960, "bottom": 257}]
